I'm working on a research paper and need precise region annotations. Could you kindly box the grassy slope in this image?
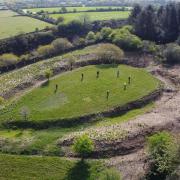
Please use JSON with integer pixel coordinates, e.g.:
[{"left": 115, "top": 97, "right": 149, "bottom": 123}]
[
  {"left": 26, "top": 6, "right": 132, "bottom": 13},
  {"left": 0, "top": 65, "right": 159, "bottom": 121},
  {"left": 0, "top": 154, "right": 105, "bottom": 180},
  {"left": 0, "top": 103, "right": 153, "bottom": 155},
  {"left": 50, "top": 11, "right": 130, "bottom": 22},
  {"left": 0, "top": 10, "right": 52, "bottom": 39}
]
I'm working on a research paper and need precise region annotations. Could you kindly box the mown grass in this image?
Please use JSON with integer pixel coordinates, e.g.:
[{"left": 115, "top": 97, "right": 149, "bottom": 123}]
[
  {"left": 50, "top": 11, "right": 130, "bottom": 22},
  {"left": 0, "top": 65, "right": 160, "bottom": 122},
  {"left": 0, "top": 154, "right": 105, "bottom": 180},
  {"left": 0, "top": 10, "right": 52, "bottom": 39},
  {"left": 25, "top": 6, "right": 132, "bottom": 13}
]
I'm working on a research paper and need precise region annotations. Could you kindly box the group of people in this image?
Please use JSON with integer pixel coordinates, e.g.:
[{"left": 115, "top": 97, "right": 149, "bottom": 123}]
[{"left": 54, "top": 70, "right": 132, "bottom": 99}]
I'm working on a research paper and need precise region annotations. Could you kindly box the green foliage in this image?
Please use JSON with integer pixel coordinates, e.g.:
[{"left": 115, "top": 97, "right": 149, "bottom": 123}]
[
  {"left": 37, "top": 44, "right": 54, "bottom": 56},
  {"left": 99, "top": 168, "right": 121, "bottom": 180},
  {"left": 51, "top": 38, "right": 73, "bottom": 53},
  {"left": 147, "top": 132, "right": 179, "bottom": 178},
  {"left": 73, "top": 134, "right": 94, "bottom": 157},
  {"left": 110, "top": 27, "right": 143, "bottom": 51},
  {"left": 0, "top": 53, "right": 19, "bottom": 67},
  {"left": 44, "top": 69, "right": 53, "bottom": 81},
  {"left": 164, "top": 44, "right": 180, "bottom": 64},
  {"left": 100, "top": 27, "right": 113, "bottom": 40},
  {"left": 96, "top": 44, "right": 124, "bottom": 63},
  {"left": 86, "top": 31, "right": 96, "bottom": 43}
]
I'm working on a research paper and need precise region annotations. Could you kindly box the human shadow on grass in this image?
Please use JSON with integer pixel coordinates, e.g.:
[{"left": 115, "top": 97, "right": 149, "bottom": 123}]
[{"left": 65, "top": 160, "right": 91, "bottom": 180}]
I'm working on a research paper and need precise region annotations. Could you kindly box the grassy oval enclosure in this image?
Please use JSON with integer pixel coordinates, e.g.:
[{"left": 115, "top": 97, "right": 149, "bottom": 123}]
[{"left": 0, "top": 65, "right": 160, "bottom": 122}]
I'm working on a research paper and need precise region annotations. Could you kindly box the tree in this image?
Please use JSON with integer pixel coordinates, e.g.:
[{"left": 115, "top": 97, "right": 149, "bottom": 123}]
[
  {"left": 164, "top": 44, "right": 180, "bottom": 64},
  {"left": 86, "top": 31, "right": 96, "bottom": 44},
  {"left": 37, "top": 44, "right": 54, "bottom": 57},
  {"left": 135, "top": 5, "right": 159, "bottom": 41},
  {"left": 44, "top": 69, "right": 53, "bottom": 81},
  {"left": 20, "top": 106, "right": 30, "bottom": 121},
  {"left": 129, "top": 4, "right": 142, "bottom": 24},
  {"left": 73, "top": 134, "right": 94, "bottom": 159},
  {"left": 147, "top": 132, "right": 179, "bottom": 179},
  {"left": 100, "top": 27, "right": 112, "bottom": 40},
  {"left": 0, "top": 53, "right": 19, "bottom": 68},
  {"left": 56, "top": 16, "right": 64, "bottom": 24},
  {"left": 51, "top": 38, "right": 73, "bottom": 53}
]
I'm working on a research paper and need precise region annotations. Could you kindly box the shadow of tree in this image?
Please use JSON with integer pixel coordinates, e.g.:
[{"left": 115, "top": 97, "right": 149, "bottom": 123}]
[
  {"left": 41, "top": 81, "right": 49, "bottom": 88},
  {"left": 66, "top": 160, "right": 91, "bottom": 180}
]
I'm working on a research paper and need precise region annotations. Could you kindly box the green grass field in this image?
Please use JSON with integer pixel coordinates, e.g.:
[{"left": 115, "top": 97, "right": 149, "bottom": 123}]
[
  {"left": 25, "top": 6, "right": 132, "bottom": 13},
  {"left": 0, "top": 104, "right": 153, "bottom": 155},
  {"left": 0, "top": 10, "right": 52, "bottom": 39},
  {"left": 0, "top": 64, "right": 160, "bottom": 122},
  {"left": 0, "top": 154, "right": 105, "bottom": 180},
  {"left": 50, "top": 11, "right": 130, "bottom": 22}
]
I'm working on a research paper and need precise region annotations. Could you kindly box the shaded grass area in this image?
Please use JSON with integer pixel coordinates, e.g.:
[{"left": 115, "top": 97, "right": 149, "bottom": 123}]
[
  {"left": 0, "top": 154, "right": 105, "bottom": 180},
  {"left": 0, "top": 10, "right": 52, "bottom": 39},
  {"left": 0, "top": 65, "right": 160, "bottom": 122},
  {"left": 50, "top": 11, "right": 130, "bottom": 23},
  {"left": 0, "top": 103, "right": 153, "bottom": 155}
]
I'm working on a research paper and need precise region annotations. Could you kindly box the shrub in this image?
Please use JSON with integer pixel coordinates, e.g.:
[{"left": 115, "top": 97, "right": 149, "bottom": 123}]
[
  {"left": 96, "top": 44, "right": 124, "bottom": 63},
  {"left": 37, "top": 45, "right": 54, "bottom": 57},
  {"left": 147, "top": 132, "right": 178, "bottom": 179},
  {"left": 110, "top": 27, "right": 143, "bottom": 51},
  {"left": 73, "top": 134, "right": 94, "bottom": 158},
  {"left": 164, "top": 44, "right": 180, "bottom": 64},
  {"left": 0, "top": 53, "right": 19, "bottom": 68},
  {"left": 44, "top": 69, "right": 53, "bottom": 81},
  {"left": 51, "top": 38, "right": 73, "bottom": 53},
  {"left": 99, "top": 168, "right": 121, "bottom": 180},
  {"left": 100, "top": 27, "right": 113, "bottom": 40},
  {"left": 86, "top": 31, "right": 96, "bottom": 44}
]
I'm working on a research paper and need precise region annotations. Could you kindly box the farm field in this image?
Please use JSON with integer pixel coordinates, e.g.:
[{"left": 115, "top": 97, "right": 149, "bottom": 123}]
[
  {"left": 0, "top": 154, "right": 105, "bottom": 180},
  {"left": 50, "top": 11, "right": 130, "bottom": 22},
  {"left": 0, "top": 65, "right": 160, "bottom": 122},
  {"left": 0, "top": 10, "right": 52, "bottom": 39},
  {"left": 25, "top": 6, "right": 132, "bottom": 13}
]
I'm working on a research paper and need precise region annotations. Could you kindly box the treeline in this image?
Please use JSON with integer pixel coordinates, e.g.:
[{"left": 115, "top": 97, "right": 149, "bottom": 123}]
[
  {"left": 33, "top": 6, "right": 130, "bottom": 15},
  {"left": 0, "top": 19, "right": 127, "bottom": 56},
  {"left": 129, "top": 3, "right": 180, "bottom": 43}
]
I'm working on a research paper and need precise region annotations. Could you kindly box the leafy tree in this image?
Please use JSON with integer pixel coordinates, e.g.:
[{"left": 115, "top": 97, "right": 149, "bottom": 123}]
[
  {"left": 0, "top": 53, "right": 19, "bottom": 68},
  {"left": 37, "top": 45, "right": 54, "bottom": 57},
  {"left": 44, "top": 69, "right": 53, "bottom": 81},
  {"left": 56, "top": 16, "right": 64, "bottom": 24},
  {"left": 100, "top": 27, "right": 112, "bottom": 40},
  {"left": 147, "top": 132, "right": 179, "bottom": 179},
  {"left": 73, "top": 134, "right": 94, "bottom": 158},
  {"left": 51, "top": 38, "right": 73, "bottom": 53},
  {"left": 86, "top": 31, "right": 96, "bottom": 43},
  {"left": 129, "top": 4, "right": 142, "bottom": 24},
  {"left": 164, "top": 44, "right": 180, "bottom": 64}
]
